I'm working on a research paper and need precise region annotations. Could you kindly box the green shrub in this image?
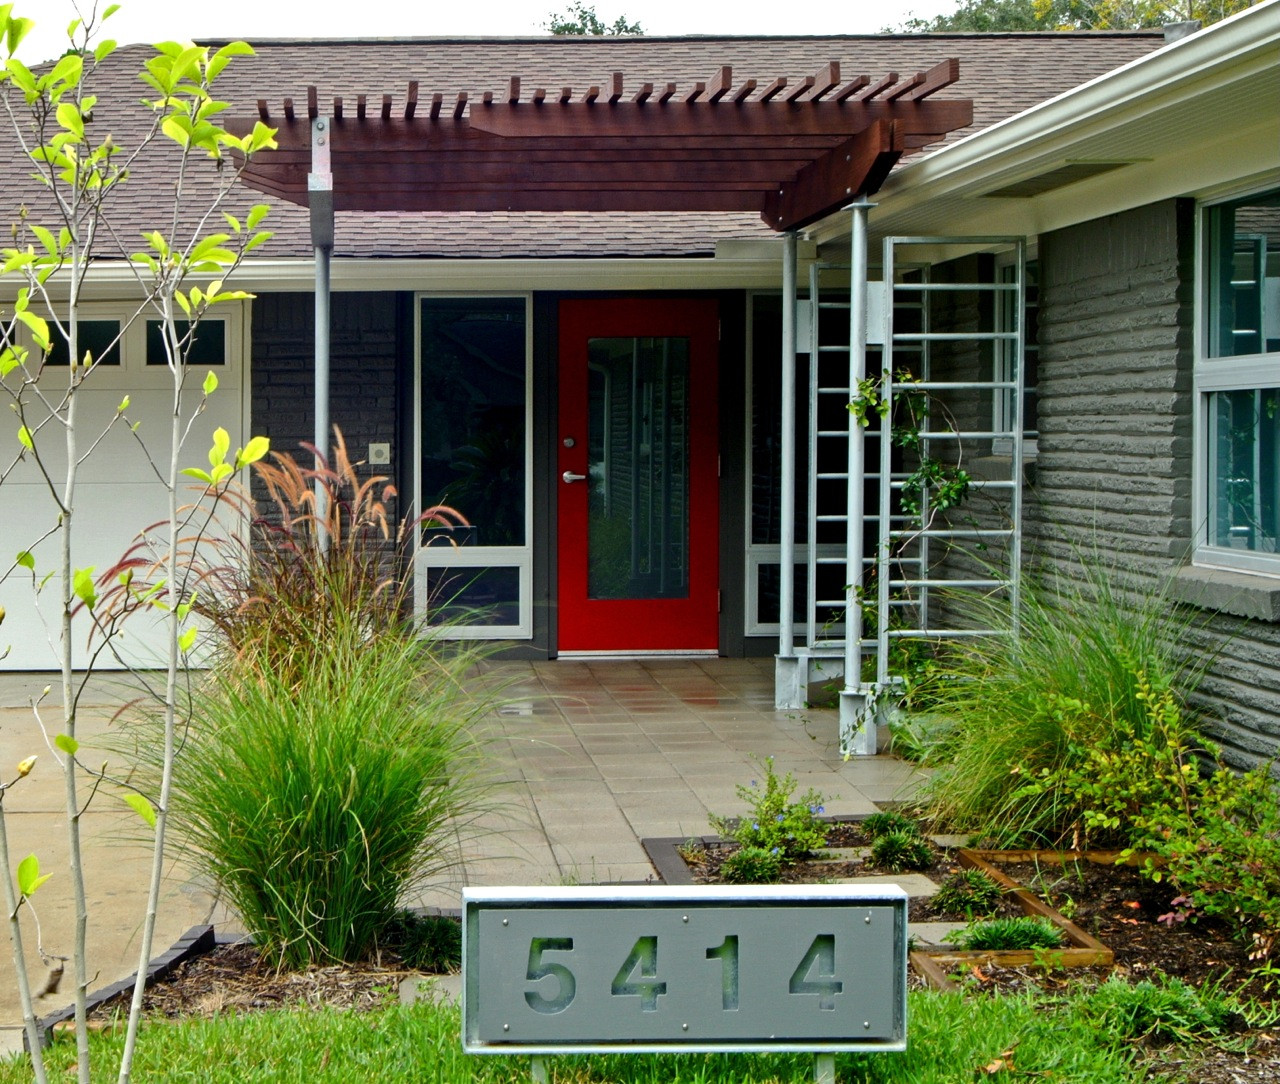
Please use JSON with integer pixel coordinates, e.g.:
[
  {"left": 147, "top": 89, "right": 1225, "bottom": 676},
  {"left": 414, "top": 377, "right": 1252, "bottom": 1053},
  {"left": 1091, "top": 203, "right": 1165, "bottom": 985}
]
[
  {"left": 1137, "top": 760, "right": 1280, "bottom": 961},
  {"left": 931, "top": 869, "right": 1004, "bottom": 918},
  {"left": 916, "top": 555, "right": 1205, "bottom": 847},
  {"left": 1077, "top": 974, "right": 1237, "bottom": 1045},
  {"left": 869, "top": 830, "right": 934, "bottom": 873},
  {"left": 384, "top": 911, "right": 463, "bottom": 973},
  {"left": 944, "top": 916, "right": 1064, "bottom": 951},
  {"left": 720, "top": 845, "right": 783, "bottom": 884},
  {"left": 160, "top": 629, "right": 493, "bottom": 968},
  {"left": 711, "top": 756, "right": 828, "bottom": 862},
  {"left": 862, "top": 811, "right": 919, "bottom": 839}
]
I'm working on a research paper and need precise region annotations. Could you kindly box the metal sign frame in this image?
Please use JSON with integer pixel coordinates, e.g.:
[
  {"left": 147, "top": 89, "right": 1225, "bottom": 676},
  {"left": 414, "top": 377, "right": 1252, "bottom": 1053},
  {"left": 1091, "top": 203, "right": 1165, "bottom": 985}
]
[{"left": 462, "top": 883, "right": 908, "bottom": 1056}]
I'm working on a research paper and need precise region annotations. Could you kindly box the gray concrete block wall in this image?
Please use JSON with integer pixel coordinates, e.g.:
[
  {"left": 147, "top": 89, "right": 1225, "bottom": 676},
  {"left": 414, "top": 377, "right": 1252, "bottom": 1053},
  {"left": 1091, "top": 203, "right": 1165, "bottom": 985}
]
[{"left": 1032, "top": 198, "right": 1280, "bottom": 769}]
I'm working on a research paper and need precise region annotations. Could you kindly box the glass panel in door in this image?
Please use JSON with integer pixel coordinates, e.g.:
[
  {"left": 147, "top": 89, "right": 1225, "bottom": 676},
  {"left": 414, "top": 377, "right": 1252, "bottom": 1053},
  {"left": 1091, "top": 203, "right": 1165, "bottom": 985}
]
[{"left": 586, "top": 337, "right": 689, "bottom": 600}]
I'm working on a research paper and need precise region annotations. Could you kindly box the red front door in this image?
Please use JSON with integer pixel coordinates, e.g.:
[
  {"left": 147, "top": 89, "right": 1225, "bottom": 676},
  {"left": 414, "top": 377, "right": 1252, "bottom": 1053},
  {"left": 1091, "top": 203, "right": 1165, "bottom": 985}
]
[{"left": 557, "top": 298, "right": 719, "bottom": 652}]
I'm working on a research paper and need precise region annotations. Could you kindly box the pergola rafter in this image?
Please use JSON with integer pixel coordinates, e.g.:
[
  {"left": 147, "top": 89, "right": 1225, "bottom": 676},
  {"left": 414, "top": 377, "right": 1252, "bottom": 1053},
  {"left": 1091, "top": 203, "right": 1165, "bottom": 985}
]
[{"left": 235, "top": 58, "right": 971, "bottom": 232}]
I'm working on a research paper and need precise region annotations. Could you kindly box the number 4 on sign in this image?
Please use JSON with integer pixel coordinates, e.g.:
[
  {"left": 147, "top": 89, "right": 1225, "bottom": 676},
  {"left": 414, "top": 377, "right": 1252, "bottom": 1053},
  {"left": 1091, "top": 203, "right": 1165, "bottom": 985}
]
[
  {"left": 789, "top": 934, "right": 842, "bottom": 1010},
  {"left": 611, "top": 936, "right": 667, "bottom": 1011}
]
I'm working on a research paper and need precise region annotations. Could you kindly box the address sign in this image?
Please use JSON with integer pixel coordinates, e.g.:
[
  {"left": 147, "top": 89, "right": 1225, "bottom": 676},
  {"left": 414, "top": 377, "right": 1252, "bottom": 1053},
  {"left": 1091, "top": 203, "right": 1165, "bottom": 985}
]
[{"left": 462, "top": 884, "right": 907, "bottom": 1054}]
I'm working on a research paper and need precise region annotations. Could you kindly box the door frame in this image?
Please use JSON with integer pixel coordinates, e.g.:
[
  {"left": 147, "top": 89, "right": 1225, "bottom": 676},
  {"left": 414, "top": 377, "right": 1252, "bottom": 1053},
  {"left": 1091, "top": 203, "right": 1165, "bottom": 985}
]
[{"left": 556, "top": 296, "right": 720, "bottom": 653}]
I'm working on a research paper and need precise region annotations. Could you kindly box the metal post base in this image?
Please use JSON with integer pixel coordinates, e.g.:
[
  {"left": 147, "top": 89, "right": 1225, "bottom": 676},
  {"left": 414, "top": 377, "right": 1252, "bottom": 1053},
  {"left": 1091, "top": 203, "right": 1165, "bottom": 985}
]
[
  {"left": 814, "top": 1052, "right": 835, "bottom": 1083},
  {"left": 774, "top": 654, "right": 806, "bottom": 710},
  {"left": 839, "top": 687, "right": 876, "bottom": 757}
]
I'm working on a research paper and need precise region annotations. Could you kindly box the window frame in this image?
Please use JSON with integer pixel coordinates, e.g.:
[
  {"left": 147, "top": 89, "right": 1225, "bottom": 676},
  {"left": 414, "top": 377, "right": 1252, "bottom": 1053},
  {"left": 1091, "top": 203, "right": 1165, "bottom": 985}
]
[
  {"left": 412, "top": 292, "right": 534, "bottom": 639},
  {"left": 1193, "top": 185, "right": 1280, "bottom": 576}
]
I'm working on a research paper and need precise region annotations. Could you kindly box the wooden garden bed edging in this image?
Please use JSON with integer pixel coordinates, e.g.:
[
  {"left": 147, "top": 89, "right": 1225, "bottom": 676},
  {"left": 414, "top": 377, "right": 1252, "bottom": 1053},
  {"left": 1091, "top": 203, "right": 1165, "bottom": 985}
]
[{"left": 909, "top": 849, "right": 1122, "bottom": 992}]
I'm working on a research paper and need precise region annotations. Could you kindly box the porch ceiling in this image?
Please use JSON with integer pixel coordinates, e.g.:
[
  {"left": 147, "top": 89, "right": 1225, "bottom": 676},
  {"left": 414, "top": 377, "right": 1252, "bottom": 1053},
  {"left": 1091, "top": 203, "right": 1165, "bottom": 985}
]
[{"left": 232, "top": 59, "right": 972, "bottom": 233}]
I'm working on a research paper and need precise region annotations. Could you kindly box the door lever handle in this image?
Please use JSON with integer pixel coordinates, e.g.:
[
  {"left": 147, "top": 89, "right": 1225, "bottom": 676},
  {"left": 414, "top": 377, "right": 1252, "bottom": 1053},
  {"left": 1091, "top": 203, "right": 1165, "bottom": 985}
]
[{"left": 562, "top": 471, "right": 588, "bottom": 484}]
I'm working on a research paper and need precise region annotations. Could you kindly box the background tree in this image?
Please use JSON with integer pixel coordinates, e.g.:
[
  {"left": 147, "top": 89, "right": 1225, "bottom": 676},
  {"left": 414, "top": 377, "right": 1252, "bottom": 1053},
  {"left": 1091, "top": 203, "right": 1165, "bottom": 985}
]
[
  {"left": 894, "top": 0, "right": 1256, "bottom": 31},
  {"left": 544, "top": 2, "right": 644, "bottom": 35}
]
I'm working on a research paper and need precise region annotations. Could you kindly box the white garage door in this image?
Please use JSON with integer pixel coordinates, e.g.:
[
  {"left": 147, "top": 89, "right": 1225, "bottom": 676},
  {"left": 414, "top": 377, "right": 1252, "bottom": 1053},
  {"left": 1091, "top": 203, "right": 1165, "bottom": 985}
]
[{"left": 1, "top": 302, "right": 249, "bottom": 670}]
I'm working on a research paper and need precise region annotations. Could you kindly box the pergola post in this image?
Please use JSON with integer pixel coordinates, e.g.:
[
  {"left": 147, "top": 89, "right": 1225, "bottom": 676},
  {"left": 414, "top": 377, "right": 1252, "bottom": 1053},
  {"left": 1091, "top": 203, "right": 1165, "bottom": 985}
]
[
  {"left": 840, "top": 200, "right": 875, "bottom": 755},
  {"left": 775, "top": 231, "right": 805, "bottom": 710},
  {"left": 309, "top": 116, "right": 335, "bottom": 552}
]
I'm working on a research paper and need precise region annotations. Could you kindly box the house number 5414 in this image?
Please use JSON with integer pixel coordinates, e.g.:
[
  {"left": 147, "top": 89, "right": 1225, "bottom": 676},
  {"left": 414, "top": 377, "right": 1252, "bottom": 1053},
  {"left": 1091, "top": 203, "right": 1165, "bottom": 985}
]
[{"left": 523, "top": 933, "right": 843, "bottom": 1015}]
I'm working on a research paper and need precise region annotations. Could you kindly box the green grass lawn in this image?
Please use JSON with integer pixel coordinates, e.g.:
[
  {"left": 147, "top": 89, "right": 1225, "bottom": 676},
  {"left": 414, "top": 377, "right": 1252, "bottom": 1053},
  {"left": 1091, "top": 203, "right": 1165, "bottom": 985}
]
[{"left": 2, "top": 989, "right": 1144, "bottom": 1083}]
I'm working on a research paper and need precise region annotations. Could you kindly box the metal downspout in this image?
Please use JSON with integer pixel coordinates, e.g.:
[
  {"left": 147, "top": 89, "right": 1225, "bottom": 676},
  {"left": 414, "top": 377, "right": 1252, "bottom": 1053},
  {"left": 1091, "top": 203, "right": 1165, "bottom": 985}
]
[{"left": 841, "top": 201, "right": 875, "bottom": 755}]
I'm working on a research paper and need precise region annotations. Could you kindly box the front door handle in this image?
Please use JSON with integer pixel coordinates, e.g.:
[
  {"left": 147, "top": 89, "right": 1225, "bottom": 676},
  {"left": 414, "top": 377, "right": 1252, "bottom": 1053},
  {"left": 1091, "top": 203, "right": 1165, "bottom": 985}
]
[{"left": 562, "top": 471, "right": 587, "bottom": 484}]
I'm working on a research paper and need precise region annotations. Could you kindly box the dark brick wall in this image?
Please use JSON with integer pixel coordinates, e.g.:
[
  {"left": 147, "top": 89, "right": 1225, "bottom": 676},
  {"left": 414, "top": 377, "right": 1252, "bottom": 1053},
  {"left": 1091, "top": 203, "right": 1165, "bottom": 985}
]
[
  {"left": 251, "top": 291, "right": 403, "bottom": 524},
  {"left": 1032, "top": 199, "right": 1280, "bottom": 769}
]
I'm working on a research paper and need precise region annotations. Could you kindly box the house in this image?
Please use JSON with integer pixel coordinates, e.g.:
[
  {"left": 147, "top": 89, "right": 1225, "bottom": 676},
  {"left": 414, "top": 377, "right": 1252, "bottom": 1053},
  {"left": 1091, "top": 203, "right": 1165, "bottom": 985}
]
[{"left": 1, "top": 5, "right": 1278, "bottom": 768}]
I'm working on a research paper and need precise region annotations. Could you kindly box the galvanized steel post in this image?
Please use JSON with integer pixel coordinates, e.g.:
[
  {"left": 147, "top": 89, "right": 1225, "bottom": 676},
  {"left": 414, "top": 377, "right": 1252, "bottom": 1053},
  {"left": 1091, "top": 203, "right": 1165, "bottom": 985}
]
[
  {"left": 310, "top": 117, "right": 335, "bottom": 552},
  {"left": 841, "top": 201, "right": 875, "bottom": 755}
]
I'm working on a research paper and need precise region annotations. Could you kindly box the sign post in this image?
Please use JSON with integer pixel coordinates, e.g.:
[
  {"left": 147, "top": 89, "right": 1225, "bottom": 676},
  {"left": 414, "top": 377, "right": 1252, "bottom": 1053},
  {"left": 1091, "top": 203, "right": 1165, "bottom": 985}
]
[{"left": 462, "top": 884, "right": 907, "bottom": 1078}]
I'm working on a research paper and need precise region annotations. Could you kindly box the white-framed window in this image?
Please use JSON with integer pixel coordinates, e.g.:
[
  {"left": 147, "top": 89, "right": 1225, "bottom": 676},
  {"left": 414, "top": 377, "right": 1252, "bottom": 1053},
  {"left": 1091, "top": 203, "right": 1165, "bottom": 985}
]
[
  {"left": 413, "top": 293, "right": 533, "bottom": 638},
  {"left": 1194, "top": 186, "right": 1280, "bottom": 574},
  {"left": 992, "top": 254, "right": 1039, "bottom": 458}
]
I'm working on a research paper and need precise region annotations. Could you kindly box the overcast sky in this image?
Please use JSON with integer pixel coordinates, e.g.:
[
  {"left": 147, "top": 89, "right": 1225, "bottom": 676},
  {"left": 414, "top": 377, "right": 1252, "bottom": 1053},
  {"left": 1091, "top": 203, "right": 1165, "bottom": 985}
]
[{"left": 23, "top": 0, "right": 961, "bottom": 63}]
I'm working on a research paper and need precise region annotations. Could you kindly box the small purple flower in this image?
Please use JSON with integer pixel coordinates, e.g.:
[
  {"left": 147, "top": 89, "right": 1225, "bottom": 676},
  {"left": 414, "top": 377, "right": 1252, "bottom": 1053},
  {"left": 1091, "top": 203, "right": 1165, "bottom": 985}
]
[
  {"left": 816, "top": 805, "right": 825, "bottom": 815},
  {"left": 770, "top": 847, "right": 780, "bottom": 855},
  {"left": 776, "top": 814, "right": 784, "bottom": 822},
  {"left": 752, "top": 821, "right": 759, "bottom": 831}
]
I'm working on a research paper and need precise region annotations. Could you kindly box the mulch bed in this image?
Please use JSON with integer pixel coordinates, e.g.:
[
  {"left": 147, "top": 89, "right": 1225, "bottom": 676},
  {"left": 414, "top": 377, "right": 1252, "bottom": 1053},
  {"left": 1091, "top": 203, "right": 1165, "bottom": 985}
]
[{"left": 86, "top": 941, "right": 422, "bottom": 1022}]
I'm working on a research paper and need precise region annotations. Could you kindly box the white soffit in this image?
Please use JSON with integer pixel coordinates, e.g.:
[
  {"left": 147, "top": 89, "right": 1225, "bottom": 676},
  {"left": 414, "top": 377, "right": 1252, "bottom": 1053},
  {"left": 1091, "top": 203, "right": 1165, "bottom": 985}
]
[{"left": 816, "top": 0, "right": 1280, "bottom": 245}]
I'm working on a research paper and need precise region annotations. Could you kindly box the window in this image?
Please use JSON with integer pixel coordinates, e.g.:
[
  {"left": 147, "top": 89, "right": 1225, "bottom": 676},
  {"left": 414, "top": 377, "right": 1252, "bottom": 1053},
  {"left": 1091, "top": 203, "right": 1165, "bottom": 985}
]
[
  {"left": 1196, "top": 187, "right": 1280, "bottom": 572},
  {"left": 414, "top": 295, "right": 532, "bottom": 638}
]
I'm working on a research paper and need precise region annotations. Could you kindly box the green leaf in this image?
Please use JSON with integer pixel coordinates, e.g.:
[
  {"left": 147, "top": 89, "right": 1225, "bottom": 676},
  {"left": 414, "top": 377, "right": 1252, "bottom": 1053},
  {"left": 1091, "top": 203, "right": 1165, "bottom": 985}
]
[
  {"left": 235, "top": 435, "right": 270, "bottom": 468},
  {"left": 54, "top": 733, "right": 78, "bottom": 756},
  {"left": 16, "top": 309, "right": 49, "bottom": 351},
  {"left": 5, "top": 15, "right": 33, "bottom": 58},
  {"left": 55, "top": 101, "right": 84, "bottom": 140},
  {"left": 209, "top": 426, "right": 230, "bottom": 467},
  {"left": 122, "top": 793, "right": 156, "bottom": 829},
  {"left": 117, "top": 395, "right": 129, "bottom": 413},
  {"left": 246, "top": 203, "right": 270, "bottom": 230},
  {"left": 0, "top": 346, "right": 20, "bottom": 376},
  {"left": 16, "top": 854, "right": 50, "bottom": 898},
  {"left": 177, "top": 626, "right": 197, "bottom": 653},
  {"left": 72, "top": 566, "right": 97, "bottom": 609},
  {"left": 209, "top": 462, "right": 232, "bottom": 483},
  {"left": 17, "top": 425, "right": 32, "bottom": 450},
  {"left": 180, "top": 467, "right": 213, "bottom": 484},
  {"left": 103, "top": 4, "right": 121, "bottom": 19},
  {"left": 93, "top": 39, "right": 117, "bottom": 63},
  {"left": 29, "top": 224, "right": 57, "bottom": 256},
  {"left": 15, "top": 550, "right": 34, "bottom": 570},
  {"left": 202, "top": 369, "right": 218, "bottom": 396}
]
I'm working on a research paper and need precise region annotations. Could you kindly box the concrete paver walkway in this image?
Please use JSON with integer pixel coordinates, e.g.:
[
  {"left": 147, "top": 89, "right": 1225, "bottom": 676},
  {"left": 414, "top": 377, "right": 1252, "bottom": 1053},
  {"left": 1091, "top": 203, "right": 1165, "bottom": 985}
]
[{"left": 0, "top": 658, "right": 924, "bottom": 1054}]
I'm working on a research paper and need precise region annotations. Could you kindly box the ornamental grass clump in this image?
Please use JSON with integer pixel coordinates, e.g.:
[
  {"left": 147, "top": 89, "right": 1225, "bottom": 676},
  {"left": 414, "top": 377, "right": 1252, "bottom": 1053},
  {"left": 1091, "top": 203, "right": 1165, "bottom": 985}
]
[
  {"left": 916, "top": 554, "right": 1206, "bottom": 847},
  {"left": 121, "top": 430, "right": 496, "bottom": 968},
  {"left": 169, "top": 626, "right": 493, "bottom": 969}
]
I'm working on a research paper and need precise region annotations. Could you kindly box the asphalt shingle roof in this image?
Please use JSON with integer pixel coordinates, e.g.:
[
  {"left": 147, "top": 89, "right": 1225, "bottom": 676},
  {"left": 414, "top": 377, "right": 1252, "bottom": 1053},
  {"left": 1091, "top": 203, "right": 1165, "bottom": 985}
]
[{"left": 4, "top": 33, "right": 1165, "bottom": 260}]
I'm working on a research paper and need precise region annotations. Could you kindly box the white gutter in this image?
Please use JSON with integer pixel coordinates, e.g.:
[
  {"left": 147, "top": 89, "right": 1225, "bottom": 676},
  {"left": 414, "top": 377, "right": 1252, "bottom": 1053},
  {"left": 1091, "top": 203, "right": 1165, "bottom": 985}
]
[
  {"left": 27, "top": 254, "right": 795, "bottom": 297},
  {"left": 816, "top": 0, "right": 1280, "bottom": 241}
]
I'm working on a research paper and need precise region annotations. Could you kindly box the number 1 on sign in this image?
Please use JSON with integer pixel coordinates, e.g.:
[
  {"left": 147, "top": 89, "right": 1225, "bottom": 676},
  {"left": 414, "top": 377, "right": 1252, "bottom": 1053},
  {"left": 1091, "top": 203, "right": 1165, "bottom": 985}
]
[{"left": 704, "top": 935, "right": 740, "bottom": 1010}]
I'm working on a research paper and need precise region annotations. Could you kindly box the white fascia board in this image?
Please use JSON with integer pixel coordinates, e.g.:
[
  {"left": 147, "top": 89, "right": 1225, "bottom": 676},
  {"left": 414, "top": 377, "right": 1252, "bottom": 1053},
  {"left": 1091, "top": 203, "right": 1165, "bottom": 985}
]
[
  {"left": 812, "top": 0, "right": 1280, "bottom": 244},
  {"left": 50, "top": 255, "right": 789, "bottom": 297}
]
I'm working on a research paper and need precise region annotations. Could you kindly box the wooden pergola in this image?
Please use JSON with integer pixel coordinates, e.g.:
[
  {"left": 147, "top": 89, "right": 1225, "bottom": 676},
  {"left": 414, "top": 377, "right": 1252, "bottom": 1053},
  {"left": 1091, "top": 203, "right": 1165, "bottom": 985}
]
[
  {"left": 235, "top": 58, "right": 971, "bottom": 232},
  {"left": 230, "top": 59, "right": 973, "bottom": 748}
]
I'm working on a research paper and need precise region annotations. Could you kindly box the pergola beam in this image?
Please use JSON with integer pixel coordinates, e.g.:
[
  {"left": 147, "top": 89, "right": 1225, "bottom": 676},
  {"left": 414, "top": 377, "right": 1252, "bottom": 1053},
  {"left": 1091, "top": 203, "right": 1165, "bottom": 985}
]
[{"left": 232, "top": 63, "right": 972, "bottom": 231}]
